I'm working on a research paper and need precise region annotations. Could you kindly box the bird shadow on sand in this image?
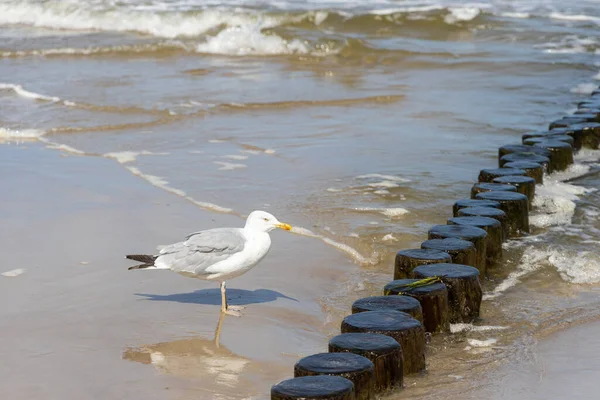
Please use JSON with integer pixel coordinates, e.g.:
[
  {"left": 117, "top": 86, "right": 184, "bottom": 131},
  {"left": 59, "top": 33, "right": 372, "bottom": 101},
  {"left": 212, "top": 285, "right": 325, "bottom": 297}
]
[{"left": 134, "top": 288, "right": 298, "bottom": 306}]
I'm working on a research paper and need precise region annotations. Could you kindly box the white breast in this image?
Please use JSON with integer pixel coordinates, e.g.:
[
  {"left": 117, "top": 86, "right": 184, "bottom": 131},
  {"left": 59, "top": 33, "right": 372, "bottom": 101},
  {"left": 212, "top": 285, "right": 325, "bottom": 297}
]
[{"left": 204, "top": 231, "right": 271, "bottom": 281}]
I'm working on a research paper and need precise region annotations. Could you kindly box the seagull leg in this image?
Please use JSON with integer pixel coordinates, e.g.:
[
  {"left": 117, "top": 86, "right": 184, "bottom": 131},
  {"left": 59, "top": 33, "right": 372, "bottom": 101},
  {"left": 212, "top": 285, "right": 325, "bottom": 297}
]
[
  {"left": 214, "top": 312, "right": 225, "bottom": 348},
  {"left": 220, "top": 281, "right": 227, "bottom": 312},
  {"left": 220, "top": 281, "right": 243, "bottom": 317}
]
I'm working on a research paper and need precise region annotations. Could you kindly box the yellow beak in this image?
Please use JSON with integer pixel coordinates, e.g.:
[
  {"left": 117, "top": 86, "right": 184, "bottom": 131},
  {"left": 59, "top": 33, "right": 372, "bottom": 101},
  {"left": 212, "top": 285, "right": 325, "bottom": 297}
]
[{"left": 276, "top": 223, "right": 292, "bottom": 231}]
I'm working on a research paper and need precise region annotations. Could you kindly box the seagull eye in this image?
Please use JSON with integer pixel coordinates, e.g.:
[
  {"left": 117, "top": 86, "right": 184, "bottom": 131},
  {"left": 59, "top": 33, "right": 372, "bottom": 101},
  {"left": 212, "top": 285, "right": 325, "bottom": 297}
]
[{"left": 263, "top": 217, "right": 269, "bottom": 221}]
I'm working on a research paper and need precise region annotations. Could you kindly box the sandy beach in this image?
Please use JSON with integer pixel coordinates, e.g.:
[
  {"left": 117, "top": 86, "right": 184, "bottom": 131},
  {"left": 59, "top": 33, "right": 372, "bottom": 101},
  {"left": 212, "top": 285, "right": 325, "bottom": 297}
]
[
  {"left": 0, "top": 144, "right": 357, "bottom": 400},
  {"left": 3, "top": 0, "right": 600, "bottom": 398}
]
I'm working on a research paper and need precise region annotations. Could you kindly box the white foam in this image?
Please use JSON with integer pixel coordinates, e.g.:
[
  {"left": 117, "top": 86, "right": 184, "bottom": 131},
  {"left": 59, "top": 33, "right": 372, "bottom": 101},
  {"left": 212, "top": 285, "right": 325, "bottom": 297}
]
[
  {"left": 484, "top": 247, "right": 551, "bottom": 300},
  {"left": 356, "top": 174, "right": 411, "bottom": 183},
  {"left": 530, "top": 164, "right": 593, "bottom": 228},
  {"left": 382, "top": 234, "right": 397, "bottom": 242},
  {"left": 1, "top": 45, "right": 182, "bottom": 58},
  {"left": 353, "top": 207, "right": 410, "bottom": 218},
  {"left": 213, "top": 161, "right": 247, "bottom": 171},
  {"left": 444, "top": 7, "right": 480, "bottom": 24},
  {"left": 544, "top": 47, "right": 588, "bottom": 55},
  {"left": 106, "top": 155, "right": 236, "bottom": 214},
  {"left": 0, "top": 3, "right": 292, "bottom": 40},
  {"left": 373, "top": 190, "right": 391, "bottom": 195},
  {"left": 290, "top": 226, "right": 378, "bottom": 266},
  {"left": 368, "top": 181, "right": 401, "bottom": 189},
  {"left": 240, "top": 149, "right": 261, "bottom": 155},
  {"left": 0, "top": 127, "right": 45, "bottom": 142},
  {"left": 549, "top": 12, "right": 600, "bottom": 23},
  {"left": 264, "top": 149, "right": 276, "bottom": 155},
  {"left": 104, "top": 150, "right": 164, "bottom": 164},
  {"left": 1, "top": 268, "right": 25, "bottom": 277},
  {"left": 575, "top": 149, "right": 600, "bottom": 163},
  {"left": 467, "top": 338, "right": 497, "bottom": 347},
  {"left": 356, "top": 173, "right": 411, "bottom": 190},
  {"left": 549, "top": 250, "right": 600, "bottom": 284},
  {"left": 368, "top": 5, "right": 441, "bottom": 16},
  {"left": 538, "top": 36, "right": 597, "bottom": 54},
  {"left": 323, "top": 226, "right": 335, "bottom": 234},
  {"left": 196, "top": 25, "right": 308, "bottom": 56},
  {"left": 492, "top": 245, "right": 600, "bottom": 285},
  {"left": 0, "top": 82, "right": 60, "bottom": 102},
  {"left": 313, "top": 11, "right": 328, "bottom": 25},
  {"left": 221, "top": 154, "right": 249, "bottom": 161},
  {"left": 45, "top": 143, "right": 86, "bottom": 155},
  {"left": 126, "top": 166, "right": 169, "bottom": 187},
  {"left": 500, "top": 12, "right": 530, "bottom": 19},
  {"left": 184, "top": 197, "right": 234, "bottom": 214},
  {"left": 530, "top": 184, "right": 590, "bottom": 228},
  {"left": 450, "top": 324, "right": 508, "bottom": 333},
  {"left": 571, "top": 83, "right": 598, "bottom": 95}
]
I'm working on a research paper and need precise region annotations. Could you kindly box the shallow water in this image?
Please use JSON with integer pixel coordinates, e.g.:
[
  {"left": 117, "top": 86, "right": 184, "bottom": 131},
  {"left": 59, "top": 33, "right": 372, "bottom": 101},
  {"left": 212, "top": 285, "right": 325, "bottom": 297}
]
[{"left": 2, "top": 0, "right": 600, "bottom": 399}]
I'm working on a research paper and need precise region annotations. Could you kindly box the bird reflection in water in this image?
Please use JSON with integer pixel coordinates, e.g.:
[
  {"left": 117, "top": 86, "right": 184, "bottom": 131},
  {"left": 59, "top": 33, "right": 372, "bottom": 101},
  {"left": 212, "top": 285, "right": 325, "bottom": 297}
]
[{"left": 122, "top": 314, "right": 251, "bottom": 388}]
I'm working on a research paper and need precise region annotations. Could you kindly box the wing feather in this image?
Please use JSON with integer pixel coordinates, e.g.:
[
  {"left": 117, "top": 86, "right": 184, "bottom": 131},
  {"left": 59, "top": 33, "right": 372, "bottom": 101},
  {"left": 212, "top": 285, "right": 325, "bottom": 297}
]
[{"left": 156, "top": 228, "right": 246, "bottom": 275}]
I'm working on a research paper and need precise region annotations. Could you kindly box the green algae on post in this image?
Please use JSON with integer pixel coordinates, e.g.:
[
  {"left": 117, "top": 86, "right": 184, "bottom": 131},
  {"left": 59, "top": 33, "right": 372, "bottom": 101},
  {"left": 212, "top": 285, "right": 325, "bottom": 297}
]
[
  {"left": 478, "top": 167, "right": 527, "bottom": 183},
  {"left": 383, "top": 279, "right": 449, "bottom": 334},
  {"left": 475, "top": 191, "right": 529, "bottom": 237},
  {"left": 394, "top": 248, "right": 452, "bottom": 280},
  {"left": 503, "top": 161, "right": 544, "bottom": 184},
  {"left": 421, "top": 238, "right": 476, "bottom": 267},
  {"left": 447, "top": 216, "right": 503, "bottom": 266},
  {"left": 352, "top": 296, "right": 424, "bottom": 325},
  {"left": 492, "top": 175, "right": 536, "bottom": 205},
  {"left": 271, "top": 375, "right": 355, "bottom": 400},
  {"left": 412, "top": 263, "right": 482, "bottom": 323},
  {"left": 329, "top": 333, "right": 403, "bottom": 392},
  {"left": 341, "top": 310, "right": 426, "bottom": 375},
  {"left": 533, "top": 140, "right": 574, "bottom": 171},
  {"left": 452, "top": 199, "right": 500, "bottom": 217},
  {"left": 294, "top": 353, "right": 374, "bottom": 400},
  {"left": 471, "top": 182, "right": 517, "bottom": 199},
  {"left": 427, "top": 224, "right": 487, "bottom": 276}
]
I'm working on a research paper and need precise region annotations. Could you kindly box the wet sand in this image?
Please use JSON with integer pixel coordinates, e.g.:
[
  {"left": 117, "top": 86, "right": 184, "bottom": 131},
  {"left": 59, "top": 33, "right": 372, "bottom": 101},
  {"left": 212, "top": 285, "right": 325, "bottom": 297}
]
[
  {"left": 3, "top": 1, "right": 600, "bottom": 398},
  {"left": 471, "top": 318, "right": 600, "bottom": 400},
  {"left": 0, "top": 144, "right": 354, "bottom": 400}
]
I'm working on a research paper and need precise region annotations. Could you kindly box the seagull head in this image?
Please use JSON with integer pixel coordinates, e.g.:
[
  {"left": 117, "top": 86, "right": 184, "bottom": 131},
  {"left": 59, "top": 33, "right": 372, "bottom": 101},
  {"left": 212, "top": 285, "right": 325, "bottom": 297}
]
[{"left": 245, "top": 210, "right": 292, "bottom": 233}]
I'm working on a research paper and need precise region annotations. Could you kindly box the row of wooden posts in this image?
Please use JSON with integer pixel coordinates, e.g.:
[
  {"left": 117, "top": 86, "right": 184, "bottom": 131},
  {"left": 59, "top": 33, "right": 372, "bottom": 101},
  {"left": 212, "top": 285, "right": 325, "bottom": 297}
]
[{"left": 270, "top": 88, "right": 600, "bottom": 400}]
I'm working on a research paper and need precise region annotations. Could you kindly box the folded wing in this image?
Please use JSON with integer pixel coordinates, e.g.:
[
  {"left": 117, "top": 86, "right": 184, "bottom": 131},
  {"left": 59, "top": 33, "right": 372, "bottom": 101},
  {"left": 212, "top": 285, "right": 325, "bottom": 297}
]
[{"left": 156, "top": 228, "right": 247, "bottom": 275}]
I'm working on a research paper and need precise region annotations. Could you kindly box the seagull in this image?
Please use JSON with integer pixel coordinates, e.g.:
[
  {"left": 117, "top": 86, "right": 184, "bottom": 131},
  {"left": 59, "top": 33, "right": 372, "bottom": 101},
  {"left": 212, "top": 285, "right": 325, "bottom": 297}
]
[{"left": 126, "top": 210, "right": 292, "bottom": 316}]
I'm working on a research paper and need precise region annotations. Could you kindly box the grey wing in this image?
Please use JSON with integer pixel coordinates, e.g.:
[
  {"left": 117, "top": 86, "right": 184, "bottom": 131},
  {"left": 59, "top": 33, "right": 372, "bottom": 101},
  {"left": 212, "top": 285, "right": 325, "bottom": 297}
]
[{"left": 156, "top": 228, "right": 246, "bottom": 275}]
